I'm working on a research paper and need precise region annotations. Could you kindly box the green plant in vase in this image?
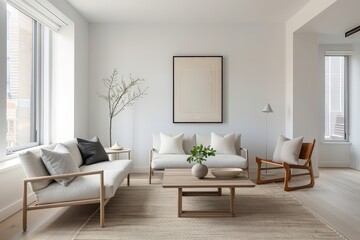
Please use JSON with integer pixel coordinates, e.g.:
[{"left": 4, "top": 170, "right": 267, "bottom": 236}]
[{"left": 187, "top": 145, "right": 216, "bottom": 179}]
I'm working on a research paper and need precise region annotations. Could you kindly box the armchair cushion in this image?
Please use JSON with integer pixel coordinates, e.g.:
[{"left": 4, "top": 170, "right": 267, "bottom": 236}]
[
  {"left": 40, "top": 144, "right": 80, "bottom": 186},
  {"left": 273, "top": 135, "right": 303, "bottom": 165}
]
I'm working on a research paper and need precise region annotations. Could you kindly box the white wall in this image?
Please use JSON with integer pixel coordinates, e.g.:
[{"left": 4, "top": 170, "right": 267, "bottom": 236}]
[
  {"left": 350, "top": 44, "right": 360, "bottom": 170},
  {"left": 0, "top": 165, "right": 35, "bottom": 222},
  {"left": 285, "top": 0, "right": 338, "bottom": 177},
  {"left": 293, "top": 32, "right": 320, "bottom": 176},
  {"left": 48, "top": 0, "right": 89, "bottom": 140},
  {"left": 51, "top": 24, "right": 75, "bottom": 142},
  {"left": 88, "top": 23, "right": 286, "bottom": 173},
  {"left": 285, "top": 0, "right": 337, "bottom": 138}
]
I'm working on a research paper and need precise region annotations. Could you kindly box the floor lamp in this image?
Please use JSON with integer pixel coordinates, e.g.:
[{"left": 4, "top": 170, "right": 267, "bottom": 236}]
[{"left": 262, "top": 103, "right": 273, "bottom": 173}]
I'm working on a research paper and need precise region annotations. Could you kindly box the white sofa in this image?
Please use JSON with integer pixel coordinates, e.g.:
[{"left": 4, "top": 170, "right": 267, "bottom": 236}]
[
  {"left": 149, "top": 133, "right": 248, "bottom": 183},
  {"left": 19, "top": 139, "right": 132, "bottom": 231}
]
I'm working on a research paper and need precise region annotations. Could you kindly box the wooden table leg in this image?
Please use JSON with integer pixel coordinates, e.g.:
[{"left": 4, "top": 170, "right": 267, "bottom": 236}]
[
  {"left": 178, "top": 188, "right": 182, "bottom": 217},
  {"left": 230, "top": 187, "right": 235, "bottom": 217}
]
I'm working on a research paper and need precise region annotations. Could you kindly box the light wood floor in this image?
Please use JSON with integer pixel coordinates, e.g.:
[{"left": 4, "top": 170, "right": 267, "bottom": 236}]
[
  {"left": 0, "top": 168, "right": 359, "bottom": 240},
  {"left": 286, "top": 168, "right": 360, "bottom": 240}
]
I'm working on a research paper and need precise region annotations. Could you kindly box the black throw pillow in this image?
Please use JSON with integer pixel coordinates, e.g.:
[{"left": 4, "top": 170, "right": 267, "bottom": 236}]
[{"left": 76, "top": 137, "right": 109, "bottom": 165}]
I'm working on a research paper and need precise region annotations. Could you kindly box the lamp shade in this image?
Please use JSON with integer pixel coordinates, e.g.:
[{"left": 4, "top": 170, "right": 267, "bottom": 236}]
[{"left": 262, "top": 103, "right": 273, "bottom": 113}]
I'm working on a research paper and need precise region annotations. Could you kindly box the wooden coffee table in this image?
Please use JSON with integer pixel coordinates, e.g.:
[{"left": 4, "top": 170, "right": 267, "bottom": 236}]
[{"left": 162, "top": 169, "right": 255, "bottom": 217}]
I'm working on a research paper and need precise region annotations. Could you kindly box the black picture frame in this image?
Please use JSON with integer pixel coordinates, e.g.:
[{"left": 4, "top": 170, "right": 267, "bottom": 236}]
[{"left": 173, "top": 56, "right": 223, "bottom": 123}]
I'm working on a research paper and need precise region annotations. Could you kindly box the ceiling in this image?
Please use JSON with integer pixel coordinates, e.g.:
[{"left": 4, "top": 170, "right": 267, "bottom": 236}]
[
  {"left": 66, "top": 0, "right": 311, "bottom": 24},
  {"left": 298, "top": 0, "right": 360, "bottom": 44}
]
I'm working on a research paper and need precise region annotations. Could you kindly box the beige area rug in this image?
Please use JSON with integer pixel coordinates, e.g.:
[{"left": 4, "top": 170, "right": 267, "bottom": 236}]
[{"left": 74, "top": 181, "right": 343, "bottom": 240}]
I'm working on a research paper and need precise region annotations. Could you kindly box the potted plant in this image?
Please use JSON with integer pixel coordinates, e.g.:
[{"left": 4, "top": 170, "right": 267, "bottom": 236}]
[
  {"left": 98, "top": 68, "right": 148, "bottom": 147},
  {"left": 187, "top": 144, "right": 216, "bottom": 179}
]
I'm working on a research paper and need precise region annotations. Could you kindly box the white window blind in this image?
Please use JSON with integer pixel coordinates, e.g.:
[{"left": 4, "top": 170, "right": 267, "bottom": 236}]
[
  {"left": 6, "top": 0, "right": 71, "bottom": 31},
  {"left": 325, "top": 50, "right": 353, "bottom": 56}
]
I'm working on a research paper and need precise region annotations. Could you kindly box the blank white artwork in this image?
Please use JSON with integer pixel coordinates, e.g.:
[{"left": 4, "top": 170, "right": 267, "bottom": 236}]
[{"left": 173, "top": 57, "right": 222, "bottom": 123}]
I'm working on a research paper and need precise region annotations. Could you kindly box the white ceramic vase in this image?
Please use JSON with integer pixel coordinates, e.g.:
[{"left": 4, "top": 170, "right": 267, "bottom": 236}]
[
  {"left": 191, "top": 163, "right": 208, "bottom": 179},
  {"left": 110, "top": 141, "right": 123, "bottom": 150}
]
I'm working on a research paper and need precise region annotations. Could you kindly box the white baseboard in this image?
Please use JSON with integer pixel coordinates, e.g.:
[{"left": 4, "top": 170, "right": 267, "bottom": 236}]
[
  {"left": 0, "top": 193, "right": 35, "bottom": 223},
  {"left": 318, "top": 162, "right": 351, "bottom": 168},
  {"left": 132, "top": 166, "right": 149, "bottom": 173}
]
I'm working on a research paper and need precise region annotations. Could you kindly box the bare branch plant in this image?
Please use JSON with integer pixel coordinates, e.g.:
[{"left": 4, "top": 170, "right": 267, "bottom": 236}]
[{"left": 98, "top": 68, "right": 148, "bottom": 146}]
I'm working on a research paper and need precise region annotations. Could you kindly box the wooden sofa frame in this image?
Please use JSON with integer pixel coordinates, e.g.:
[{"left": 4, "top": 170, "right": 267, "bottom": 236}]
[{"left": 23, "top": 170, "right": 130, "bottom": 231}]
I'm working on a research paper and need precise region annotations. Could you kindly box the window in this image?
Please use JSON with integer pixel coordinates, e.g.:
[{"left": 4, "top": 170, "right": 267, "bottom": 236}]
[
  {"left": 324, "top": 55, "right": 349, "bottom": 141},
  {"left": 2, "top": 1, "right": 70, "bottom": 158},
  {"left": 6, "top": 4, "right": 41, "bottom": 153}
]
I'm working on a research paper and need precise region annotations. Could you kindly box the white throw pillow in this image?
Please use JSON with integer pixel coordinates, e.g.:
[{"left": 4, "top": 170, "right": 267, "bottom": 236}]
[
  {"left": 159, "top": 133, "right": 185, "bottom": 154},
  {"left": 210, "top": 132, "right": 236, "bottom": 155},
  {"left": 273, "top": 135, "right": 303, "bottom": 165},
  {"left": 19, "top": 151, "right": 53, "bottom": 191},
  {"left": 41, "top": 143, "right": 80, "bottom": 186}
]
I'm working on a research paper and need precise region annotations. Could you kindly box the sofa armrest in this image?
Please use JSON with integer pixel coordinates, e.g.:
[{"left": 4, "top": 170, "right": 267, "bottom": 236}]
[
  {"left": 149, "top": 149, "right": 155, "bottom": 184},
  {"left": 22, "top": 170, "right": 106, "bottom": 230},
  {"left": 23, "top": 170, "right": 105, "bottom": 200},
  {"left": 240, "top": 147, "right": 248, "bottom": 159},
  {"left": 23, "top": 170, "right": 105, "bottom": 212},
  {"left": 240, "top": 147, "right": 249, "bottom": 170},
  {"left": 24, "top": 170, "right": 104, "bottom": 183},
  {"left": 149, "top": 148, "right": 155, "bottom": 162}
]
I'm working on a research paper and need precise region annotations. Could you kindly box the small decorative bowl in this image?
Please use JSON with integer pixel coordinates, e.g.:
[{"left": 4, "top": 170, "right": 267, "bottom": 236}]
[{"left": 211, "top": 168, "right": 243, "bottom": 178}]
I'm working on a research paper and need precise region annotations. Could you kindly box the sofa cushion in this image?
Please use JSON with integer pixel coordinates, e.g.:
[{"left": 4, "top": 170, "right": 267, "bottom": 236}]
[
  {"left": 62, "top": 139, "right": 83, "bottom": 167},
  {"left": 151, "top": 154, "right": 247, "bottom": 169},
  {"left": 210, "top": 132, "right": 236, "bottom": 154},
  {"left": 151, "top": 154, "right": 192, "bottom": 169},
  {"left": 40, "top": 144, "right": 80, "bottom": 186},
  {"left": 34, "top": 160, "right": 133, "bottom": 204},
  {"left": 195, "top": 133, "right": 211, "bottom": 147},
  {"left": 153, "top": 133, "right": 195, "bottom": 154},
  {"left": 196, "top": 133, "right": 242, "bottom": 155},
  {"left": 19, "top": 150, "right": 52, "bottom": 191},
  {"left": 77, "top": 137, "right": 109, "bottom": 165},
  {"left": 206, "top": 155, "right": 247, "bottom": 168},
  {"left": 159, "top": 133, "right": 185, "bottom": 154}
]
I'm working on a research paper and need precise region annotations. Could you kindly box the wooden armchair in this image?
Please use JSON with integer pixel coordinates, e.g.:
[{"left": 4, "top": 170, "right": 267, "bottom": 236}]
[{"left": 256, "top": 139, "right": 316, "bottom": 191}]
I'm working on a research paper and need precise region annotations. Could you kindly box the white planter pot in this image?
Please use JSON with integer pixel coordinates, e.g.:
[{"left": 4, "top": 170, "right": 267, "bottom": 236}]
[{"left": 191, "top": 163, "right": 208, "bottom": 179}]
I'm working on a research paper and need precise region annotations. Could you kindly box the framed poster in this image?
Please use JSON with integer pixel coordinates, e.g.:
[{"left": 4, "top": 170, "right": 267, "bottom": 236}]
[{"left": 173, "top": 56, "right": 223, "bottom": 123}]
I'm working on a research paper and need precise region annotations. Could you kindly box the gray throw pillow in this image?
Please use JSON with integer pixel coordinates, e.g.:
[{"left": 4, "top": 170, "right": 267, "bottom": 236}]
[
  {"left": 273, "top": 135, "right": 303, "bottom": 165},
  {"left": 76, "top": 137, "right": 109, "bottom": 165},
  {"left": 40, "top": 144, "right": 80, "bottom": 186}
]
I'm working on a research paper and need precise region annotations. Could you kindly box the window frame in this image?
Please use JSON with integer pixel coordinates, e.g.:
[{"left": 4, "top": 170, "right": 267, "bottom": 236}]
[
  {"left": 323, "top": 54, "right": 350, "bottom": 143},
  {"left": 5, "top": 5, "right": 42, "bottom": 155}
]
